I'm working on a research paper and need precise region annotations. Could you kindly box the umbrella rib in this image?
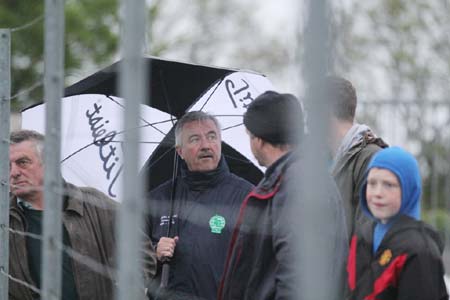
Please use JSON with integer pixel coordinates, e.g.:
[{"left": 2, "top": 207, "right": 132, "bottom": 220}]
[
  {"left": 105, "top": 95, "right": 170, "bottom": 136},
  {"left": 145, "top": 144, "right": 176, "bottom": 169},
  {"left": 223, "top": 153, "right": 254, "bottom": 165},
  {"left": 197, "top": 78, "right": 225, "bottom": 112},
  {"left": 61, "top": 137, "right": 165, "bottom": 163},
  {"left": 159, "top": 70, "right": 176, "bottom": 123},
  {"left": 222, "top": 122, "right": 244, "bottom": 131},
  {"left": 136, "top": 119, "right": 175, "bottom": 137},
  {"left": 62, "top": 143, "right": 94, "bottom": 163}
]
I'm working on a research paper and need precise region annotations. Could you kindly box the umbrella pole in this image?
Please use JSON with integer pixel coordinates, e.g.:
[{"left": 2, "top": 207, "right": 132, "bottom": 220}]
[{"left": 160, "top": 151, "right": 179, "bottom": 289}]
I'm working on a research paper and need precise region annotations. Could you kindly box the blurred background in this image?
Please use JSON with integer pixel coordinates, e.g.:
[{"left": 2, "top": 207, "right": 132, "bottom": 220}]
[{"left": 2, "top": 0, "right": 450, "bottom": 268}]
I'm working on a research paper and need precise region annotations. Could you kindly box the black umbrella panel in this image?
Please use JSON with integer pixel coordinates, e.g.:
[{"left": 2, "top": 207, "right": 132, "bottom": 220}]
[{"left": 65, "top": 56, "right": 234, "bottom": 119}]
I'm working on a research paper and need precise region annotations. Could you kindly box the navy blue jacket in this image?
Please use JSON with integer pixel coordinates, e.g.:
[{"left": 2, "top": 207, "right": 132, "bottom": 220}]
[{"left": 146, "top": 157, "right": 253, "bottom": 300}]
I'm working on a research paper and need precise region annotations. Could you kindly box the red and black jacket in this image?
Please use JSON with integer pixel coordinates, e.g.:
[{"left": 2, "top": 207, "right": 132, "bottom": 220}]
[{"left": 347, "top": 215, "right": 448, "bottom": 300}]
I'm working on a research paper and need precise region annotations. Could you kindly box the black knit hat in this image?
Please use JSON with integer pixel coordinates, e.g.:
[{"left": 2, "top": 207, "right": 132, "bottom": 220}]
[{"left": 243, "top": 91, "right": 304, "bottom": 145}]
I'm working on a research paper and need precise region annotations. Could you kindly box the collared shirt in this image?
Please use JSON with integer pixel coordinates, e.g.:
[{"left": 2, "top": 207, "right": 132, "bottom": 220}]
[
  {"left": 17, "top": 197, "right": 36, "bottom": 210},
  {"left": 17, "top": 197, "right": 78, "bottom": 300}
]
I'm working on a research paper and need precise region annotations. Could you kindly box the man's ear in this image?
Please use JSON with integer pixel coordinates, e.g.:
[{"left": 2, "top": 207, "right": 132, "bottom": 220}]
[
  {"left": 257, "top": 137, "right": 266, "bottom": 148},
  {"left": 176, "top": 146, "right": 183, "bottom": 160}
]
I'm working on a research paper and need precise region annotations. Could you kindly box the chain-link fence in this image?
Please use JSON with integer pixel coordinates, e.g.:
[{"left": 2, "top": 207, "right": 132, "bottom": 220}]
[{"left": 1, "top": 1, "right": 450, "bottom": 299}]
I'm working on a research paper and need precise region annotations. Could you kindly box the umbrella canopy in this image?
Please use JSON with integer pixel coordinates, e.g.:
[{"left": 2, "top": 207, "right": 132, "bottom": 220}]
[
  {"left": 22, "top": 57, "right": 275, "bottom": 200},
  {"left": 22, "top": 94, "right": 173, "bottom": 199},
  {"left": 65, "top": 56, "right": 234, "bottom": 119}
]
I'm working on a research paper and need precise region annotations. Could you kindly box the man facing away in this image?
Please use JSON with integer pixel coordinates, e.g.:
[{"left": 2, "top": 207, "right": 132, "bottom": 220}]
[
  {"left": 146, "top": 111, "right": 253, "bottom": 300},
  {"left": 218, "top": 91, "right": 348, "bottom": 300},
  {"left": 327, "top": 76, "right": 388, "bottom": 235},
  {"left": 8, "top": 130, "right": 157, "bottom": 300}
]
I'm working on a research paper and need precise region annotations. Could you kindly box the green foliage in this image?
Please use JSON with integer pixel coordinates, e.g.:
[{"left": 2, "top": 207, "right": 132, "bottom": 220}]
[
  {"left": 420, "top": 141, "right": 450, "bottom": 209},
  {"left": 145, "top": 0, "right": 289, "bottom": 78},
  {"left": 1, "top": 1, "right": 283, "bottom": 112},
  {"left": 0, "top": 0, "right": 119, "bottom": 111},
  {"left": 335, "top": 0, "right": 450, "bottom": 211},
  {"left": 423, "top": 209, "right": 450, "bottom": 242}
]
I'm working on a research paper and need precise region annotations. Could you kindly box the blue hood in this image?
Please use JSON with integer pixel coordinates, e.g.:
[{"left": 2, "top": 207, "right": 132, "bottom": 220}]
[
  {"left": 360, "top": 146, "right": 422, "bottom": 222},
  {"left": 360, "top": 147, "right": 422, "bottom": 253}
]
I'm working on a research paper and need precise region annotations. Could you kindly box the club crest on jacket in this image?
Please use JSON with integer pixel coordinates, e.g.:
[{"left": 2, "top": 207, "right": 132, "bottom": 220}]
[
  {"left": 209, "top": 214, "right": 226, "bottom": 234},
  {"left": 379, "top": 249, "right": 393, "bottom": 266}
]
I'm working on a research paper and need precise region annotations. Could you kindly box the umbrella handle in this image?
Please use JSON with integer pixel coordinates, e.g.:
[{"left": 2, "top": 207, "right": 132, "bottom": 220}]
[
  {"left": 160, "top": 263, "right": 170, "bottom": 288},
  {"left": 159, "top": 143, "right": 179, "bottom": 290}
]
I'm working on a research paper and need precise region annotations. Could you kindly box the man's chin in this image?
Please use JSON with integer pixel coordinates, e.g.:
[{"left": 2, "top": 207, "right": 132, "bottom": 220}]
[
  {"left": 195, "top": 162, "right": 219, "bottom": 172},
  {"left": 11, "top": 188, "right": 35, "bottom": 198}
]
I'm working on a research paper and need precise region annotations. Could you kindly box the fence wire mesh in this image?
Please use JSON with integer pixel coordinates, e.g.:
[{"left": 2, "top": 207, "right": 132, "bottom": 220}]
[{"left": 1, "top": 1, "right": 450, "bottom": 299}]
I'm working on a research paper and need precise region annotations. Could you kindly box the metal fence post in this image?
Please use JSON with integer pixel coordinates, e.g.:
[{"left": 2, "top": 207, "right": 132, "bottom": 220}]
[
  {"left": 116, "top": 0, "right": 148, "bottom": 299},
  {"left": 0, "top": 28, "right": 11, "bottom": 300},
  {"left": 299, "top": 0, "right": 338, "bottom": 299},
  {"left": 41, "top": 0, "right": 65, "bottom": 299}
]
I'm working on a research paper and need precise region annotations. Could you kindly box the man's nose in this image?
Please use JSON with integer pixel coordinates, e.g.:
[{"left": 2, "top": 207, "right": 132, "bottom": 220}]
[
  {"left": 10, "top": 164, "right": 20, "bottom": 179},
  {"left": 199, "top": 137, "right": 211, "bottom": 149}
]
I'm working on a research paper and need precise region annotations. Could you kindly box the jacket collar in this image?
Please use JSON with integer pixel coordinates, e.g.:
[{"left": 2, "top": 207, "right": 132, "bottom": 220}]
[
  {"left": 381, "top": 215, "right": 443, "bottom": 252},
  {"left": 180, "top": 155, "right": 230, "bottom": 191},
  {"left": 359, "top": 215, "right": 445, "bottom": 255},
  {"left": 254, "top": 151, "right": 296, "bottom": 195},
  {"left": 63, "top": 181, "right": 84, "bottom": 216},
  {"left": 331, "top": 131, "right": 387, "bottom": 176},
  {"left": 10, "top": 181, "right": 84, "bottom": 217}
]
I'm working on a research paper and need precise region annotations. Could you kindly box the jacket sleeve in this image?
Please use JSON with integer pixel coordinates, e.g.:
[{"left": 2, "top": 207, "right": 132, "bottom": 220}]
[
  {"left": 352, "top": 144, "right": 380, "bottom": 225},
  {"left": 397, "top": 251, "right": 448, "bottom": 300},
  {"left": 271, "top": 176, "right": 349, "bottom": 300},
  {"left": 271, "top": 188, "right": 298, "bottom": 300},
  {"left": 89, "top": 188, "right": 158, "bottom": 280}
]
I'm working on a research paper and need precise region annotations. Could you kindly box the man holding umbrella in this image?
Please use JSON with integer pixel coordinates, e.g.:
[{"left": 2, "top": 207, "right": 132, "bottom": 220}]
[{"left": 146, "top": 111, "right": 253, "bottom": 299}]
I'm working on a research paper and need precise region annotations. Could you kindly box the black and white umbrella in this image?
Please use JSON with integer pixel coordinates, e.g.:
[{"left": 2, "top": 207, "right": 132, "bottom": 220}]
[{"left": 22, "top": 57, "right": 275, "bottom": 200}]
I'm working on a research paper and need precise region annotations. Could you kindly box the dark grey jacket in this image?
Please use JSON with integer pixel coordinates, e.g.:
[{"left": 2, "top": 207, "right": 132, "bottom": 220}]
[
  {"left": 8, "top": 182, "right": 157, "bottom": 300},
  {"left": 331, "top": 132, "right": 387, "bottom": 235},
  {"left": 219, "top": 151, "right": 348, "bottom": 300}
]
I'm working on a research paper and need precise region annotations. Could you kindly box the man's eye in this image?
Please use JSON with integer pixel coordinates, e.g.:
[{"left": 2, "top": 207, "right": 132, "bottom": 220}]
[
  {"left": 17, "top": 160, "right": 30, "bottom": 167},
  {"left": 189, "top": 137, "right": 200, "bottom": 143}
]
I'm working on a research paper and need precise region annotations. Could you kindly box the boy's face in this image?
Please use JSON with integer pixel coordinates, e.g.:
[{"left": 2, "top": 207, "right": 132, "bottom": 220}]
[{"left": 366, "top": 168, "right": 402, "bottom": 224}]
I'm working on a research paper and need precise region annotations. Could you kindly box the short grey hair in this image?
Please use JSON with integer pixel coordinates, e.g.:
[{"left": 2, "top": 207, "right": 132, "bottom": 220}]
[
  {"left": 10, "top": 130, "right": 45, "bottom": 162},
  {"left": 175, "top": 111, "right": 221, "bottom": 146}
]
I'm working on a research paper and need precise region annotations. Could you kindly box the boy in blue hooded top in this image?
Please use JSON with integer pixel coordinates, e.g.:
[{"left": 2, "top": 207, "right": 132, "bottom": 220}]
[{"left": 346, "top": 147, "right": 448, "bottom": 300}]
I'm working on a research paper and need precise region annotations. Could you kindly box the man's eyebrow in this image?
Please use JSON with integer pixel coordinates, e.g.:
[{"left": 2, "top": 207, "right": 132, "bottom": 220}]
[{"left": 14, "top": 156, "right": 31, "bottom": 162}]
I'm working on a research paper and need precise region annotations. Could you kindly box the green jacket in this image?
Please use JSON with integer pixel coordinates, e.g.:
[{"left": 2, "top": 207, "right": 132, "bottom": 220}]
[
  {"left": 8, "top": 182, "right": 157, "bottom": 300},
  {"left": 331, "top": 132, "right": 387, "bottom": 236}
]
